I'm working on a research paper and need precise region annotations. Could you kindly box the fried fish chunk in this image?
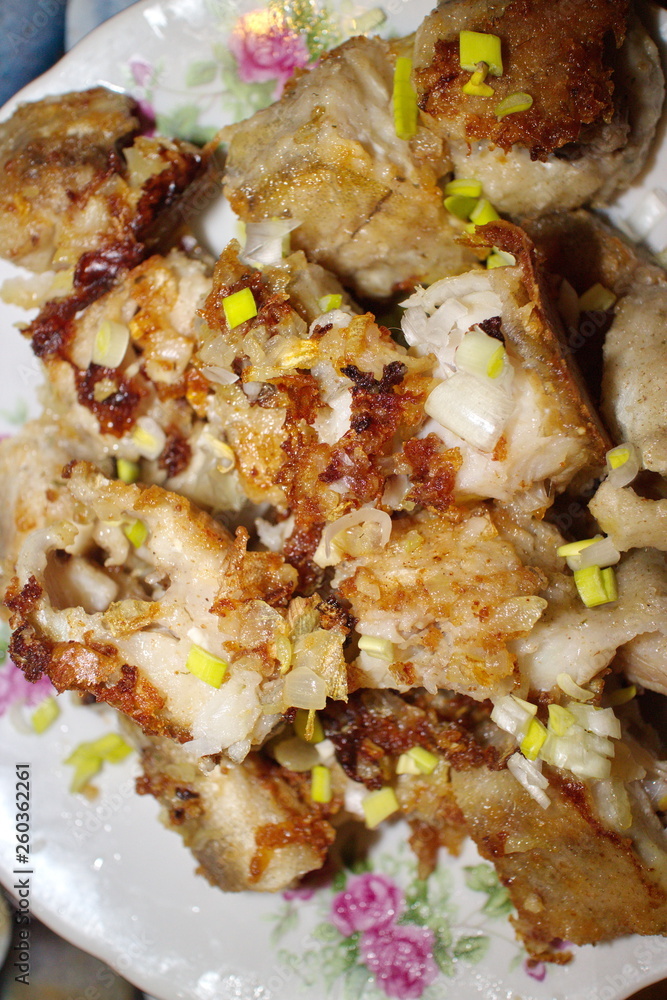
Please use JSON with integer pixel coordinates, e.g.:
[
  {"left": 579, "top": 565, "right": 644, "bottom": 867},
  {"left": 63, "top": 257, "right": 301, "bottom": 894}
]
[
  {"left": 222, "top": 36, "right": 477, "bottom": 298},
  {"left": 0, "top": 87, "right": 215, "bottom": 275},
  {"left": 413, "top": 0, "right": 664, "bottom": 215},
  {"left": 136, "top": 733, "right": 337, "bottom": 892},
  {"left": 451, "top": 760, "right": 667, "bottom": 955},
  {"left": 333, "top": 507, "right": 546, "bottom": 699},
  {"left": 5, "top": 462, "right": 306, "bottom": 758},
  {"left": 400, "top": 221, "right": 608, "bottom": 504}
]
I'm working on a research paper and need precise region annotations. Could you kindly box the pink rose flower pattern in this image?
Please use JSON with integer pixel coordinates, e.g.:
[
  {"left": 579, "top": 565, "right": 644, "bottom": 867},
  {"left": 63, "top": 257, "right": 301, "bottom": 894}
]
[
  {"left": 229, "top": 9, "right": 311, "bottom": 99},
  {"left": 0, "top": 660, "right": 54, "bottom": 716},
  {"left": 360, "top": 924, "right": 439, "bottom": 1000},
  {"left": 330, "top": 873, "right": 437, "bottom": 999},
  {"left": 332, "top": 873, "right": 403, "bottom": 936}
]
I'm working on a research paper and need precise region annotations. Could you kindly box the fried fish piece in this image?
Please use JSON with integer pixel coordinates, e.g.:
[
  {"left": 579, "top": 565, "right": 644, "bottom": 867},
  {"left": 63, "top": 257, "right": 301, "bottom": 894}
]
[
  {"left": 333, "top": 507, "right": 546, "bottom": 699},
  {"left": 413, "top": 0, "right": 664, "bottom": 215},
  {"left": 197, "top": 241, "right": 434, "bottom": 581},
  {"left": 451, "top": 759, "right": 667, "bottom": 955},
  {"left": 0, "top": 87, "right": 215, "bottom": 274},
  {"left": 222, "top": 36, "right": 477, "bottom": 298},
  {"left": 400, "top": 221, "right": 608, "bottom": 504},
  {"left": 5, "top": 462, "right": 307, "bottom": 758},
  {"left": 136, "top": 733, "right": 337, "bottom": 892}
]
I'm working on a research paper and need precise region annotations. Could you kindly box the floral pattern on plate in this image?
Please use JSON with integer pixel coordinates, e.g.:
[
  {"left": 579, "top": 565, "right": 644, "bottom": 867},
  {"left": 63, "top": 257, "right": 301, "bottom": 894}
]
[
  {"left": 268, "top": 845, "right": 542, "bottom": 999},
  {"left": 125, "top": 0, "right": 388, "bottom": 141}
]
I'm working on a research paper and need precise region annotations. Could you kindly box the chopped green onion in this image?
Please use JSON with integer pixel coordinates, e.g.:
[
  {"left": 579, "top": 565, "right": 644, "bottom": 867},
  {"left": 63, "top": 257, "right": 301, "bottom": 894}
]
[
  {"left": 294, "top": 708, "right": 324, "bottom": 744},
  {"left": 87, "top": 732, "right": 134, "bottom": 763},
  {"left": 311, "top": 764, "right": 332, "bottom": 803},
  {"left": 274, "top": 737, "right": 319, "bottom": 771},
  {"left": 358, "top": 635, "right": 394, "bottom": 662},
  {"left": 396, "top": 752, "right": 421, "bottom": 775},
  {"left": 520, "top": 717, "right": 547, "bottom": 760},
  {"left": 123, "top": 519, "right": 148, "bottom": 549},
  {"left": 469, "top": 198, "right": 500, "bottom": 227},
  {"left": 275, "top": 635, "right": 293, "bottom": 675},
  {"left": 403, "top": 530, "right": 423, "bottom": 553},
  {"left": 577, "top": 537, "right": 620, "bottom": 571},
  {"left": 318, "top": 294, "right": 342, "bottom": 313},
  {"left": 608, "top": 445, "right": 632, "bottom": 470},
  {"left": 131, "top": 417, "right": 166, "bottom": 461},
  {"left": 556, "top": 673, "right": 595, "bottom": 702},
  {"left": 494, "top": 92, "right": 533, "bottom": 119},
  {"left": 393, "top": 56, "right": 418, "bottom": 140},
  {"left": 605, "top": 442, "right": 640, "bottom": 488},
  {"left": 601, "top": 566, "right": 618, "bottom": 602},
  {"left": 223, "top": 287, "right": 258, "bottom": 329},
  {"left": 116, "top": 458, "right": 140, "bottom": 484},
  {"left": 362, "top": 787, "right": 400, "bottom": 829},
  {"left": 444, "top": 194, "right": 479, "bottom": 220},
  {"left": 462, "top": 75, "right": 495, "bottom": 98},
  {"left": 455, "top": 327, "right": 507, "bottom": 381},
  {"left": 557, "top": 535, "right": 601, "bottom": 571},
  {"left": 486, "top": 249, "right": 516, "bottom": 269},
  {"left": 68, "top": 756, "right": 103, "bottom": 794},
  {"left": 65, "top": 733, "right": 133, "bottom": 793},
  {"left": 92, "top": 320, "right": 130, "bottom": 369},
  {"left": 574, "top": 565, "right": 617, "bottom": 607},
  {"left": 557, "top": 537, "right": 601, "bottom": 558},
  {"left": 547, "top": 704, "right": 575, "bottom": 737},
  {"left": 186, "top": 644, "right": 228, "bottom": 688},
  {"left": 568, "top": 703, "right": 621, "bottom": 740},
  {"left": 31, "top": 696, "right": 60, "bottom": 734},
  {"left": 459, "top": 31, "right": 503, "bottom": 76},
  {"left": 405, "top": 746, "right": 439, "bottom": 775},
  {"left": 444, "top": 178, "right": 482, "bottom": 198},
  {"left": 606, "top": 685, "right": 637, "bottom": 707},
  {"left": 579, "top": 283, "right": 616, "bottom": 312}
]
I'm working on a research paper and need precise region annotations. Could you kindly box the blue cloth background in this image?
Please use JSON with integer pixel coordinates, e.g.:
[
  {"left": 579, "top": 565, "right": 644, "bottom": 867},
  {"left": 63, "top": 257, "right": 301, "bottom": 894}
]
[{"left": 0, "top": 0, "right": 137, "bottom": 106}]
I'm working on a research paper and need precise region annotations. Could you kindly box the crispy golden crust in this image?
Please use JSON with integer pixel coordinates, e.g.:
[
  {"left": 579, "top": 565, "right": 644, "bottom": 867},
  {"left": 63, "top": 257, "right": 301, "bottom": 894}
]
[
  {"left": 451, "top": 765, "right": 667, "bottom": 953},
  {"left": 0, "top": 87, "right": 214, "bottom": 282},
  {"left": 136, "top": 735, "right": 336, "bottom": 891},
  {"left": 472, "top": 221, "right": 609, "bottom": 480},
  {"left": 415, "top": 0, "right": 628, "bottom": 160}
]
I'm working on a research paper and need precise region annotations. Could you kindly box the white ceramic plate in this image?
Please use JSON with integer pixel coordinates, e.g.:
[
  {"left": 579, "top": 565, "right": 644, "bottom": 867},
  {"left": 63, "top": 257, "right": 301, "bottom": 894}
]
[{"left": 1, "top": 3, "right": 667, "bottom": 999}]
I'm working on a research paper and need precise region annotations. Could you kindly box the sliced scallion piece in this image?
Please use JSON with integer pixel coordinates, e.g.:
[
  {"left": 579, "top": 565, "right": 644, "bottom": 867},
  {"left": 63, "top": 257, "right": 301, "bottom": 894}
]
[
  {"left": 455, "top": 327, "right": 507, "bottom": 381},
  {"left": 405, "top": 746, "right": 439, "bottom": 775},
  {"left": 311, "top": 764, "right": 332, "bottom": 803},
  {"left": 318, "top": 294, "right": 342, "bottom": 313},
  {"left": 494, "top": 92, "right": 533, "bottom": 119},
  {"left": 116, "top": 458, "right": 140, "bottom": 484},
  {"left": 444, "top": 194, "right": 479, "bottom": 220},
  {"left": 123, "top": 519, "right": 148, "bottom": 549},
  {"left": 92, "top": 320, "right": 130, "bottom": 369},
  {"left": 574, "top": 565, "right": 618, "bottom": 607},
  {"left": 362, "top": 787, "right": 400, "bottom": 829},
  {"left": 605, "top": 685, "right": 637, "bottom": 707},
  {"left": 486, "top": 249, "right": 516, "bottom": 269},
  {"left": 579, "top": 283, "right": 616, "bottom": 312},
  {"left": 605, "top": 443, "right": 640, "bottom": 488},
  {"left": 520, "top": 717, "right": 547, "bottom": 761},
  {"left": 459, "top": 31, "right": 503, "bottom": 76},
  {"left": 223, "top": 287, "right": 258, "bottom": 329},
  {"left": 358, "top": 635, "right": 394, "bottom": 662},
  {"left": 547, "top": 704, "right": 575, "bottom": 737},
  {"left": 469, "top": 198, "right": 500, "bottom": 227},
  {"left": 444, "top": 178, "right": 482, "bottom": 199},
  {"left": 31, "top": 696, "right": 60, "bottom": 734},
  {"left": 186, "top": 644, "right": 228, "bottom": 688},
  {"left": 393, "top": 56, "right": 418, "bottom": 140}
]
